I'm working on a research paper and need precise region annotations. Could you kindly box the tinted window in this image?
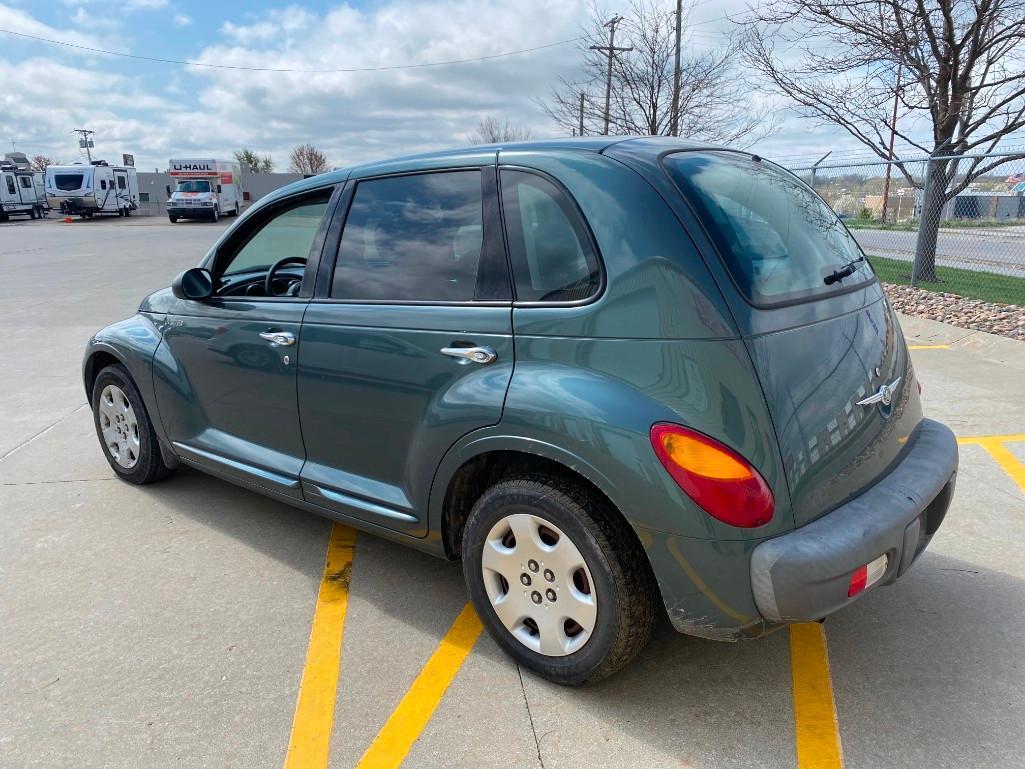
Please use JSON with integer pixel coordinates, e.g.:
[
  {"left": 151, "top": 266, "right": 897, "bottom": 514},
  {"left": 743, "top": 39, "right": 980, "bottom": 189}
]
[
  {"left": 5, "top": 175, "right": 13, "bottom": 195},
  {"left": 100, "top": 179, "right": 107, "bottom": 190},
  {"left": 178, "top": 180, "right": 210, "bottom": 193},
  {"left": 117, "top": 176, "right": 126, "bottom": 190},
  {"left": 331, "top": 171, "right": 483, "bottom": 302},
  {"left": 664, "top": 152, "right": 872, "bottom": 305},
  {"left": 53, "top": 174, "right": 83, "bottom": 191},
  {"left": 499, "top": 170, "right": 600, "bottom": 302},
  {"left": 221, "top": 193, "right": 330, "bottom": 277},
  {"left": 20, "top": 175, "right": 32, "bottom": 188}
]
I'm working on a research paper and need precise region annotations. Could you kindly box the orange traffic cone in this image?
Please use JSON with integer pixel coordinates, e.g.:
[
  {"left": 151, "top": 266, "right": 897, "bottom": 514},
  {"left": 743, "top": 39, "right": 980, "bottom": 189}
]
[{"left": 63, "top": 216, "right": 72, "bottom": 223}]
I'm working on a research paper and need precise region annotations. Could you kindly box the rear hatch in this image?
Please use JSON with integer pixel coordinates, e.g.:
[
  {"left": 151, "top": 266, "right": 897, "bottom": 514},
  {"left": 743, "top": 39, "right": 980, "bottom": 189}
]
[{"left": 662, "top": 150, "right": 923, "bottom": 526}]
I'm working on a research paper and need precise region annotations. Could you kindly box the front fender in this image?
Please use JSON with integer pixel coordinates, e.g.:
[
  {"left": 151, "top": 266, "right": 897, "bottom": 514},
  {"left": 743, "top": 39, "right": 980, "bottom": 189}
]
[{"left": 83, "top": 312, "right": 166, "bottom": 442}]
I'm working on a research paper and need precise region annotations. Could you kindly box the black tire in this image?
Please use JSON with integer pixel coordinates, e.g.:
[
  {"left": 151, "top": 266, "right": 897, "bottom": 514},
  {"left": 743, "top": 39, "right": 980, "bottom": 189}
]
[
  {"left": 91, "top": 364, "right": 172, "bottom": 485},
  {"left": 211, "top": 208, "right": 219, "bottom": 223},
  {"left": 233, "top": 203, "right": 240, "bottom": 216},
  {"left": 168, "top": 215, "right": 178, "bottom": 223},
  {"left": 462, "top": 475, "right": 658, "bottom": 685}
]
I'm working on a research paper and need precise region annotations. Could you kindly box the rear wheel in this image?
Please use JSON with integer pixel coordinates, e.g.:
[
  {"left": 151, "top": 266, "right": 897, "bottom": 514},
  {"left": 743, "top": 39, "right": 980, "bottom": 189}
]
[
  {"left": 462, "top": 476, "right": 658, "bottom": 685},
  {"left": 91, "top": 364, "right": 172, "bottom": 485}
]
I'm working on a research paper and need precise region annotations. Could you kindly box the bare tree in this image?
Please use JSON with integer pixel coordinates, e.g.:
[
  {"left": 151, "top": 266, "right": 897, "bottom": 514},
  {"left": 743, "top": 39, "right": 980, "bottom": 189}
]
[
  {"left": 30, "top": 155, "right": 54, "bottom": 172},
  {"left": 289, "top": 143, "right": 330, "bottom": 175},
  {"left": 234, "top": 148, "right": 274, "bottom": 173},
  {"left": 543, "top": 1, "right": 778, "bottom": 147},
  {"left": 741, "top": 0, "right": 1025, "bottom": 281},
  {"left": 467, "top": 116, "right": 535, "bottom": 144}
]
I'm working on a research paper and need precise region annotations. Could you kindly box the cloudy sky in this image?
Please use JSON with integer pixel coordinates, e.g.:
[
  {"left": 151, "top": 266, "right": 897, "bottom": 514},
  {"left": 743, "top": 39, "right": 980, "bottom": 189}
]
[{"left": 1, "top": 0, "right": 880, "bottom": 172}]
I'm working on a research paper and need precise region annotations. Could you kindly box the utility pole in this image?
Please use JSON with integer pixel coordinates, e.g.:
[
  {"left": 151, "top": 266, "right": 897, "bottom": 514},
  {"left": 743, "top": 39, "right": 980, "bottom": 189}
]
[
  {"left": 590, "top": 15, "right": 632, "bottom": 136},
  {"left": 669, "top": 0, "right": 683, "bottom": 136},
  {"left": 879, "top": 65, "right": 902, "bottom": 223},
  {"left": 579, "top": 92, "right": 586, "bottom": 136},
  {"left": 73, "top": 128, "right": 95, "bottom": 163}
]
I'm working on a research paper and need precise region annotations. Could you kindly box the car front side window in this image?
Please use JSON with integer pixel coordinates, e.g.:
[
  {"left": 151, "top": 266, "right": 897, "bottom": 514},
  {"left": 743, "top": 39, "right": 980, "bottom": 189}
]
[{"left": 214, "top": 192, "right": 331, "bottom": 296}]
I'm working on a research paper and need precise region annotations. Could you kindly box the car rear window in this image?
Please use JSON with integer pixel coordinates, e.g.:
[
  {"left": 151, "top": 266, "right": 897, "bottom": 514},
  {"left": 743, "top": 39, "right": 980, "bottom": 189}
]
[
  {"left": 53, "top": 174, "right": 84, "bottom": 191},
  {"left": 664, "top": 151, "right": 873, "bottom": 305}
]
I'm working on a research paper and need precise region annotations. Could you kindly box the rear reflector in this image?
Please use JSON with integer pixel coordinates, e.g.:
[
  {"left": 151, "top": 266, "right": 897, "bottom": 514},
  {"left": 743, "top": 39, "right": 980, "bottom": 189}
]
[
  {"left": 649, "top": 423, "right": 774, "bottom": 528},
  {"left": 848, "top": 554, "right": 889, "bottom": 597}
]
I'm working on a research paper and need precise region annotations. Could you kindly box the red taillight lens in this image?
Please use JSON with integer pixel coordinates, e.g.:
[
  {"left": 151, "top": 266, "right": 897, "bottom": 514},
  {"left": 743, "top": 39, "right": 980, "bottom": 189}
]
[
  {"left": 847, "top": 565, "right": 868, "bottom": 597},
  {"left": 649, "top": 423, "right": 774, "bottom": 528}
]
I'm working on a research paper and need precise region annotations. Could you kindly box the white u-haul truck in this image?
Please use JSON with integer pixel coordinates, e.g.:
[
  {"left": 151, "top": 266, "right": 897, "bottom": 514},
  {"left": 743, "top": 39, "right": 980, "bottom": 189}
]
[{"left": 167, "top": 159, "right": 243, "bottom": 223}]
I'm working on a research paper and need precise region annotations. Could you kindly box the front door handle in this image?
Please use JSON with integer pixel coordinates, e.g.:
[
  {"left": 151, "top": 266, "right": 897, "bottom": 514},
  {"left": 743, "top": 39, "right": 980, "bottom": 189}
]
[
  {"left": 440, "top": 345, "right": 498, "bottom": 364},
  {"left": 259, "top": 330, "right": 296, "bottom": 346}
]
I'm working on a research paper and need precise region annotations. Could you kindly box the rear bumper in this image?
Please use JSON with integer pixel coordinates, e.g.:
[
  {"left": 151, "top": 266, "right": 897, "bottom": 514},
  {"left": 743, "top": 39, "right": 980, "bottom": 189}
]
[{"left": 750, "top": 418, "right": 958, "bottom": 622}]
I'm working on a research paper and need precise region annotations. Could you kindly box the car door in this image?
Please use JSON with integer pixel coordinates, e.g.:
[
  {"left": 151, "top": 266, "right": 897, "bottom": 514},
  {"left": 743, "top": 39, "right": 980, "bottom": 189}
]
[
  {"left": 297, "top": 163, "right": 513, "bottom": 536},
  {"left": 153, "top": 186, "right": 338, "bottom": 499}
]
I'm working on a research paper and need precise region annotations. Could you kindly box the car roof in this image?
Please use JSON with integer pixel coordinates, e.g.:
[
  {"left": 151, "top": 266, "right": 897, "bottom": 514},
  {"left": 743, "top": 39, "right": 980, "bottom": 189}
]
[{"left": 262, "top": 135, "right": 726, "bottom": 202}]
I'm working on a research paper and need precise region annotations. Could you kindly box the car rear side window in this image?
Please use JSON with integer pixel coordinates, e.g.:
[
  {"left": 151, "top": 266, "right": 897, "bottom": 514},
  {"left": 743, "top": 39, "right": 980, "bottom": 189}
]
[
  {"left": 500, "top": 170, "right": 600, "bottom": 303},
  {"left": 331, "top": 171, "right": 484, "bottom": 302},
  {"left": 664, "top": 151, "right": 873, "bottom": 305},
  {"left": 4, "top": 175, "right": 13, "bottom": 195}
]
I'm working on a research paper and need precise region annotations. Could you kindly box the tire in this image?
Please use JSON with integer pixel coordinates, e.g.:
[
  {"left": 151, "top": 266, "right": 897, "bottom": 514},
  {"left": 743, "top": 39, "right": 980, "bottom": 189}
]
[
  {"left": 462, "top": 475, "right": 658, "bottom": 685},
  {"left": 234, "top": 203, "right": 240, "bottom": 216},
  {"left": 168, "top": 215, "right": 178, "bottom": 223},
  {"left": 211, "top": 208, "right": 219, "bottom": 223},
  {"left": 91, "top": 364, "right": 172, "bottom": 485}
]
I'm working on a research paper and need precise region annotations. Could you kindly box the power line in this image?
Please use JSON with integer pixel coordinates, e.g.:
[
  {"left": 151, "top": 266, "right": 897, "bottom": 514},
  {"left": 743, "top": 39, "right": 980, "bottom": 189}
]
[{"left": 0, "top": 27, "right": 584, "bottom": 73}]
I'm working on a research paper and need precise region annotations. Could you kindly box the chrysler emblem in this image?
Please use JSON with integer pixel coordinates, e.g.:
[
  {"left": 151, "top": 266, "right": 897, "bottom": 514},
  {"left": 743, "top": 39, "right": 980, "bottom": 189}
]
[{"left": 858, "top": 377, "right": 902, "bottom": 407}]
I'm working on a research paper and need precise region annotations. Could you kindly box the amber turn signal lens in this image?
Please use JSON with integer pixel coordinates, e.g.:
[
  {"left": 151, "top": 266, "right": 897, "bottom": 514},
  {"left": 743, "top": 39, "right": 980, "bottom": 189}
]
[{"left": 649, "top": 423, "right": 774, "bottom": 528}]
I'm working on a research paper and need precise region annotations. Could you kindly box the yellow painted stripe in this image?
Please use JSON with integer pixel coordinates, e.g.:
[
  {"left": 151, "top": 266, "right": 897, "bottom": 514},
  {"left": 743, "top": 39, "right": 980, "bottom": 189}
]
[
  {"left": 283, "top": 524, "right": 357, "bottom": 769},
  {"left": 357, "top": 603, "right": 483, "bottom": 769},
  {"left": 977, "top": 439, "right": 1025, "bottom": 497},
  {"left": 790, "top": 623, "right": 844, "bottom": 769},
  {"left": 958, "top": 433, "right": 1025, "bottom": 445},
  {"left": 907, "top": 344, "right": 951, "bottom": 350}
]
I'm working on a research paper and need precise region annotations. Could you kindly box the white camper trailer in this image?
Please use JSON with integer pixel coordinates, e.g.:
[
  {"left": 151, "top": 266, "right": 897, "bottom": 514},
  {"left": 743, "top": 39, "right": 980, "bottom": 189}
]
[
  {"left": 0, "top": 154, "right": 46, "bottom": 221},
  {"left": 45, "top": 161, "right": 139, "bottom": 218},
  {"left": 167, "top": 159, "right": 243, "bottom": 222}
]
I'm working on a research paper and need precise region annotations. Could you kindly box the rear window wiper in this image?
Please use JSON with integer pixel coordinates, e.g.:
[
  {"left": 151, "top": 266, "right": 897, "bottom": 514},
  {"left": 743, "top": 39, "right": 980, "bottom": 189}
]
[{"left": 823, "top": 256, "right": 865, "bottom": 286}]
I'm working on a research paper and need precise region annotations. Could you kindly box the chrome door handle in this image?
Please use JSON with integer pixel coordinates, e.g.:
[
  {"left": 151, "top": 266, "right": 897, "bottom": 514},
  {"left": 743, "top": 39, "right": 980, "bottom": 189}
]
[
  {"left": 259, "top": 330, "right": 296, "bottom": 346},
  {"left": 440, "top": 345, "right": 497, "bottom": 364}
]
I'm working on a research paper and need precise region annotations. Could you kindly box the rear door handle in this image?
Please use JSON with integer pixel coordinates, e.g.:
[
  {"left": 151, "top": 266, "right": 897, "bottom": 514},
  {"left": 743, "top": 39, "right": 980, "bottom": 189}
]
[
  {"left": 259, "top": 330, "right": 296, "bottom": 346},
  {"left": 440, "top": 345, "right": 497, "bottom": 364}
]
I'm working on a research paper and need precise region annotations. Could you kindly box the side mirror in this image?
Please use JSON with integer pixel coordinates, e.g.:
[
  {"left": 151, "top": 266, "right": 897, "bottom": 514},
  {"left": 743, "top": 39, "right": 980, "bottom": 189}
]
[{"left": 172, "top": 267, "right": 213, "bottom": 301}]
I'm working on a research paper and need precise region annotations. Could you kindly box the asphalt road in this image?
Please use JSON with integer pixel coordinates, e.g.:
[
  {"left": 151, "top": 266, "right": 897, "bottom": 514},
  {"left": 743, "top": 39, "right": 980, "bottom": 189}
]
[
  {"left": 852, "top": 225, "right": 1025, "bottom": 274},
  {"left": 2, "top": 215, "right": 1024, "bottom": 769}
]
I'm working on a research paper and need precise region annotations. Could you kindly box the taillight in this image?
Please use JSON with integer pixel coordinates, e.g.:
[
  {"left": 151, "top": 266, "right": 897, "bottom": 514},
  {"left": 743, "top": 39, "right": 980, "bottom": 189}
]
[{"left": 649, "top": 423, "right": 774, "bottom": 528}]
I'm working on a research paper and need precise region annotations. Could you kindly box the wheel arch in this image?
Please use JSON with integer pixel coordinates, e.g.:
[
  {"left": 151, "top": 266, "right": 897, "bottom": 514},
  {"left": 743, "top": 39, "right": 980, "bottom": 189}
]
[{"left": 430, "top": 436, "right": 644, "bottom": 563}]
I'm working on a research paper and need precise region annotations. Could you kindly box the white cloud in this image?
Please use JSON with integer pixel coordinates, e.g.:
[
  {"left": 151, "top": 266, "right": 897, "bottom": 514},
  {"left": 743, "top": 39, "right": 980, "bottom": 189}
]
[{"left": 172, "top": 13, "right": 192, "bottom": 28}]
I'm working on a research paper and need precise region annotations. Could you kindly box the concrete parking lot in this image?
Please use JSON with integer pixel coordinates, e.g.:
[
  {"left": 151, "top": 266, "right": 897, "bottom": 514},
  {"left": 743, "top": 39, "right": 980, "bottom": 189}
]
[{"left": 2, "top": 215, "right": 1024, "bottom": 769}]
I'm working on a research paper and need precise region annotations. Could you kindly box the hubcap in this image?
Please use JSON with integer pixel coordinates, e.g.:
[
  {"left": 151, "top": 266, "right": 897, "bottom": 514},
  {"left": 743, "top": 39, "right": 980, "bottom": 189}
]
[
  {"left": 98, "top": 384, "right": 140, "bottom": 469},
  {"left": 481, "top": 513, "right": 597, "bottom": 657}
]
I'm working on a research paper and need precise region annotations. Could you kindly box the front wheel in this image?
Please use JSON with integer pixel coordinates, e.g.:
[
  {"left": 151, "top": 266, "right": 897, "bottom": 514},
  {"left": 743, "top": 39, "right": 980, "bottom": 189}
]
[
  {"left": 462, "top": 476, "right": 658, "bottom": 685},
  {"left": 168, "top": 215, "right": 178, "bottom": 223},
  {"left": 91, "top": 364, "right": 172, "bottom": 484},
  {"left": 211, "top": 207, "right": 219, "bottom": 223}
]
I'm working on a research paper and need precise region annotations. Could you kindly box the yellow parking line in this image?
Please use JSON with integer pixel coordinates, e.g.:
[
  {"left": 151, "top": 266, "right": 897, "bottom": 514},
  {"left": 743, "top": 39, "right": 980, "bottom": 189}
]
[
  {"left": 957, "top": 433, "right": 1025, "bottom": 445},
  {"left": 356, "top": 603, "right": 483, "bottom": 769},
  {"left": 790, "top": 622, "right": 844, "bottom": 769},
  {"left": 976, "top": 439, "right": 1025, "bottom": 497},
  {"left": 907, "top": 344, "right": 951, "bottom": 350},
  {"left": 283, "top": 524, "right": 357, "bottom": 769}
]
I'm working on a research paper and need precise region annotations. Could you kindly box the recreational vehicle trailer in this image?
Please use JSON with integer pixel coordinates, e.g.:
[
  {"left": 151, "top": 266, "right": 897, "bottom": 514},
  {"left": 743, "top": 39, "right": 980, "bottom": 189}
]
[
  {"left": 0, "top": 159, "right": 46, "bottom": 221},
  {"left": 45, "top": 161, "right": 139, "bottom": 218},
  {"left": 167, "top": 159, "right": 243, "bottom": 222}
]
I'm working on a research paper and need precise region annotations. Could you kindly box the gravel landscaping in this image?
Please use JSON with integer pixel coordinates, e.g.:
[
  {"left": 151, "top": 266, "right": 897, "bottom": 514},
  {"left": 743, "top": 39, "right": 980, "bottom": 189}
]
[{"left": 884, "top": 282, "right": 1025, "bottom": 341}]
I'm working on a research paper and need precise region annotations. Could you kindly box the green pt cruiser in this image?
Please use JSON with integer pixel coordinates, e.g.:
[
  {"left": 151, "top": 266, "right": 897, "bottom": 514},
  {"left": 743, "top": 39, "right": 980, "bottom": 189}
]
[{"left": 84, "top": 137, "right": 958, "bottom": 684}]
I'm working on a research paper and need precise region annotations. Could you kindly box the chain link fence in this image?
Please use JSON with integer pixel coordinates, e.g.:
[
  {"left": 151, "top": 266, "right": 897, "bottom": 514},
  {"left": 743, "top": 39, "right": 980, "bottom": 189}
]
[{"left": 787, "top": 151, "right": 1025, "bottom": 308}]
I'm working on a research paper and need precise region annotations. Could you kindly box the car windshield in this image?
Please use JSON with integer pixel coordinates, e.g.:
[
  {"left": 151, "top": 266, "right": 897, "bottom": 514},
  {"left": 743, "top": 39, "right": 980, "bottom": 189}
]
[
  {"left": 177, "top": 180, "right": 211, "bottom": 193},
  {"left": 53, "top": 174, "right": 85, "bottom": 191},
  {"left": 664, "top": 151, "right": 873, "bottom": 305}
]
